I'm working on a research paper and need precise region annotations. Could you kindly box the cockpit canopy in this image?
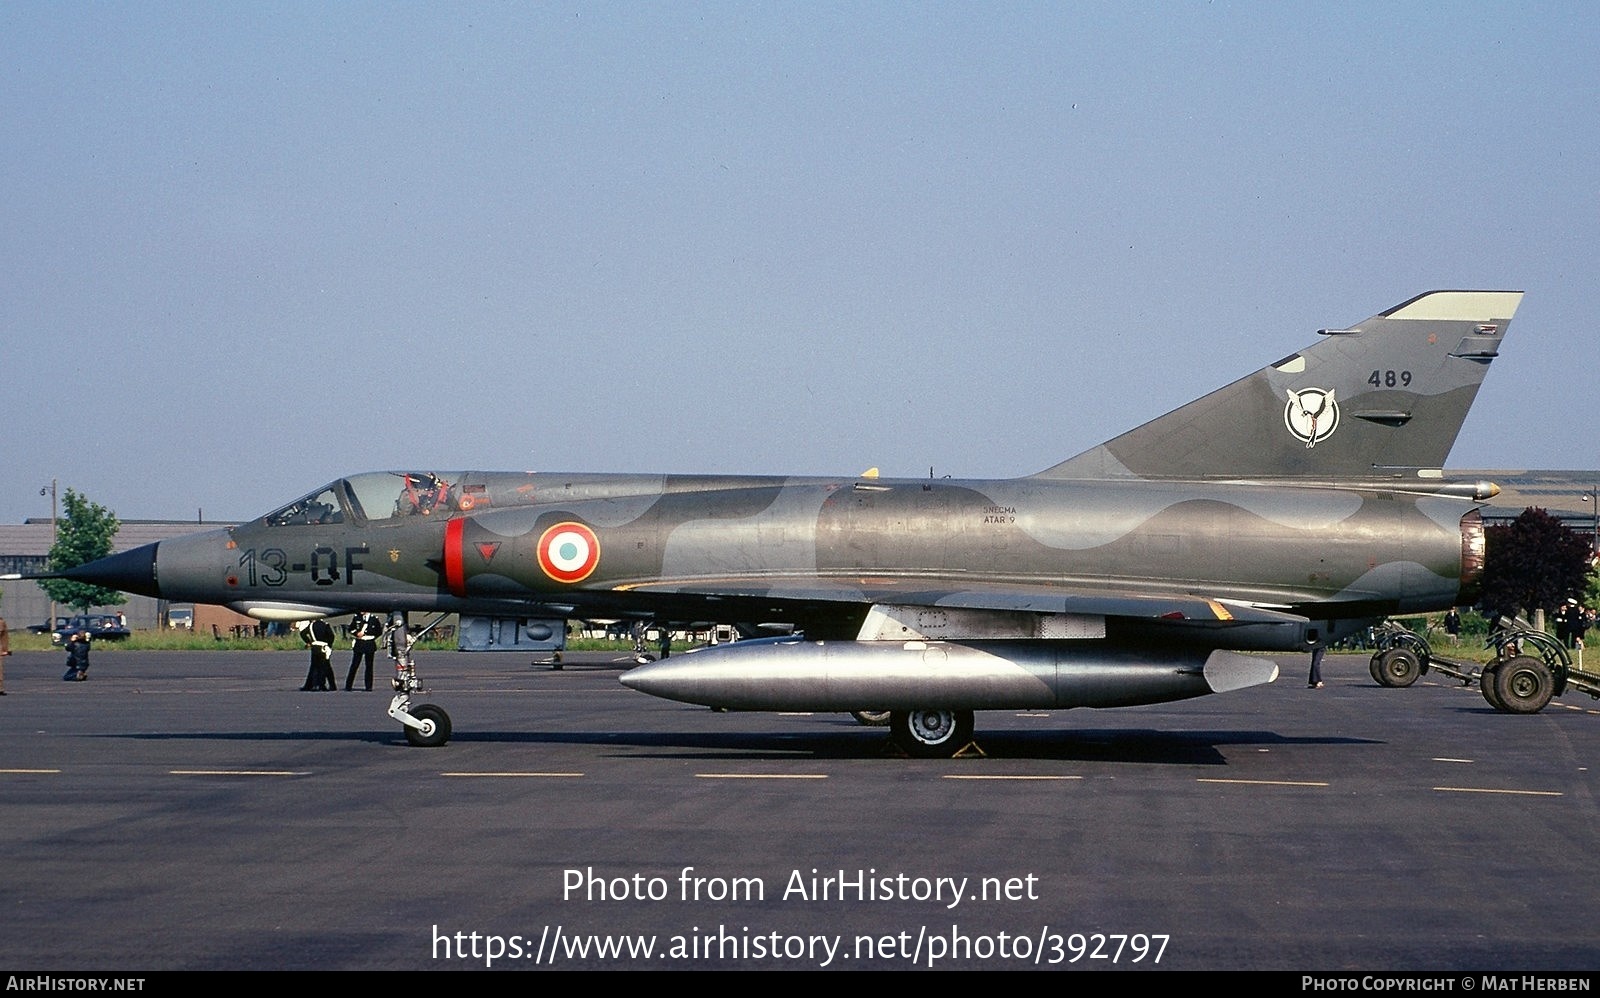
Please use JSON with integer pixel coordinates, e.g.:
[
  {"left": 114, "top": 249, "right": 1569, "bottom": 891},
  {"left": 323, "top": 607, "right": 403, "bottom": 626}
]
[{"left": 264, "top": 472, "right": 468, "bottom": 526}]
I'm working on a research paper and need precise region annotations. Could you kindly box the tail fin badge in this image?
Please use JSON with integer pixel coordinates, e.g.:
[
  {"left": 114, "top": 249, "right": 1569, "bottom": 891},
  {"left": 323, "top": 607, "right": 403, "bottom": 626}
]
[{"left": 1285, "top": 388, "right": 1340, "bottom": 448}]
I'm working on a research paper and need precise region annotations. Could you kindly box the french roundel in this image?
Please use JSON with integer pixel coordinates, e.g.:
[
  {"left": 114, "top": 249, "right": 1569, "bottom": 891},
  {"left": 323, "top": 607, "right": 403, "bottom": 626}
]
[{"left": 537, "top": 522, "right": 600, "bottom": 584}]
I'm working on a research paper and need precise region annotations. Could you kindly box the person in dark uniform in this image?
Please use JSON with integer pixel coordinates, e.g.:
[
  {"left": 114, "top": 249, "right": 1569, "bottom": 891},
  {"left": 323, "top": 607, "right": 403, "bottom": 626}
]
[
  {"left": 298, "top": 619, "right": 338, "bottom": 691},
  {"left": 346, "top": 611, "right": 382, "bottom": 691},
  {"left": 63, "top": 631, "right": 91, "bottom": 681},
  {"left": 1554, "top": 600, "right": 1575, "bottom": 649},
  {"left": 1561, "top": 598, "right": 1586, "bottom": 649}
]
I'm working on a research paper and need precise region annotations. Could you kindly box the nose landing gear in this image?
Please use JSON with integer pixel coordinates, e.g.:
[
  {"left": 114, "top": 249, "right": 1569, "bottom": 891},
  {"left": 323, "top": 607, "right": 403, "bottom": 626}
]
[{"left": 384, "top": 611, "right": 454, "bottom": 747}]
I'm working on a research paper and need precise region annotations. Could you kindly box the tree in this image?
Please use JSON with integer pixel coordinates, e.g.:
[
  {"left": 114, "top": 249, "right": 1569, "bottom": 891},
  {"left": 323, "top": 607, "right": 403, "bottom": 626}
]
[
  {"left": 38, "top": 489, "right": 126, "bottom": 612},
  {"left": 1480, "top": 507, "right": 1593, "bottom": 618}
]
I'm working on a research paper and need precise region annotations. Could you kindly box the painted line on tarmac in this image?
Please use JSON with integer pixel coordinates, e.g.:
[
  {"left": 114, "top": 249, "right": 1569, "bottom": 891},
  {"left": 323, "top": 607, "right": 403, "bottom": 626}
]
[
  {"left": 0, "top": 768, "right": 61, "bottom": 774},
  {"left": 441, "top": 772, "right": 585, "bottom": 778},
  {"left": 1432, "top": 786, "right": 1562, "bottom": 797},
  {"left": 944, "top": 775, "right": 1083, "bottom": 781},
  {"left": 1196, "top": 778, "right": 1330, "bottom": 788},
  {"left": 169, "top": 770, "right": 307, "bottom": 777},
  {"left": 695, "top": 773, "right": 828, "bottom": 780},
  {"left": 1432, "top": 757, "right": 1475, "bottom": 764}
]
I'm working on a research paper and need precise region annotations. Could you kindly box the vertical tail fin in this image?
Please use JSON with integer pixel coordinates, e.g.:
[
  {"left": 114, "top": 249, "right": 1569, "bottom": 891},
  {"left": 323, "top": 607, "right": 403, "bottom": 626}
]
[{"left": 1032, "top": 290, "right": 1523, "bottom": 481}]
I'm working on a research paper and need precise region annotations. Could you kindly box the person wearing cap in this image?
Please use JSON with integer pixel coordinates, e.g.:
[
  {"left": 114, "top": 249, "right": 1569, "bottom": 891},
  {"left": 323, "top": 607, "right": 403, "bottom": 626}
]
[
  {"left": 1569, "top": 598, "right": 1591, "bottom": 650},
  {"left": 296, "top": 619, "right": 338, "bottom": 691},
  {"left": 345, "top": 611, "right": 383, "bottom": 691},
  {"left": 62, "top": 631, "right": 90, "bottom": 681},
  {"left": 1556, "top": 598, "right": 1581, "bottom": 649}
]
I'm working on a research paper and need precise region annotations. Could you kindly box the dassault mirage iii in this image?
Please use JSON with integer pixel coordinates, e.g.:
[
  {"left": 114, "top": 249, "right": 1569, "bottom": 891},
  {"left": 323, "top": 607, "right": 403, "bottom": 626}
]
[{"left": 33, "top": 290, "right": 1522, "bottom": 755}]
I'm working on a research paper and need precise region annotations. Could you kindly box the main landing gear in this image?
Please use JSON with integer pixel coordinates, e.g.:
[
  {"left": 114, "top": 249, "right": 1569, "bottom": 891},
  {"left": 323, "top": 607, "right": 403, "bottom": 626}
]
[
  {"left": 889, "top": 709, "right": 976, "bottom": 758},
  {"left": 384, "top": 611, "right": 453, "bottom": 747}
]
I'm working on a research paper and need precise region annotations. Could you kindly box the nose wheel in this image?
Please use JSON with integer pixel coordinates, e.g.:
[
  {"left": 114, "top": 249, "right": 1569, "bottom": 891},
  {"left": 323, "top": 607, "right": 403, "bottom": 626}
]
[
  {"left": 382, "top": 610, "right": 454, "bottom": 746},
  {"left": 391, "top": 696, "right": 452, "bottom": 747}
]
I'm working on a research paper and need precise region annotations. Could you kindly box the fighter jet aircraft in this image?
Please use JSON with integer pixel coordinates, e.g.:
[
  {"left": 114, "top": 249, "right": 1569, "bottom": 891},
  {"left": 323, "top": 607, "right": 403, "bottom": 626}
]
[{"left": 29, "top": 289, "right": 1522, "bottom": 755}]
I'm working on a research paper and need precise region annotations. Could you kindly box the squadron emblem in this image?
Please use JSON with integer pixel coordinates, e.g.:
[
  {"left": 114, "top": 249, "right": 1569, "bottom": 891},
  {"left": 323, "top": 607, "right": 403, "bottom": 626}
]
[
  {"left": 1284, "top": 388, "right": 1339, "bottom": 448},
  {"left": 537, "top": 522, "right": 601, "bottom": 584}
]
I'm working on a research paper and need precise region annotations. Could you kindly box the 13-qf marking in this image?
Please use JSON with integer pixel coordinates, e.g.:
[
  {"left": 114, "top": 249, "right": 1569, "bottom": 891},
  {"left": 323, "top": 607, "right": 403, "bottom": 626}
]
[{"left": 239, "top": 546, "right": 368, "bottom": 586}]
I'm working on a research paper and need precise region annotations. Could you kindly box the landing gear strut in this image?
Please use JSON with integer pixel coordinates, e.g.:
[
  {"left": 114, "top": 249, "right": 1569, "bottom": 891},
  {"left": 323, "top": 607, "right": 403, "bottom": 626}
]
[
  {"left": 384, "top": 611, "right": 453, "bottom": 747},
  {"left": 630, "top": 620, "right": 657, "bottom": 664}
]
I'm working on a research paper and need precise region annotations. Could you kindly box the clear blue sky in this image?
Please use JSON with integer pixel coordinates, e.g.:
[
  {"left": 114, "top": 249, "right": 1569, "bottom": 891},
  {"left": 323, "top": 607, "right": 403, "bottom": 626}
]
[{"left": 3, "top": 2, "right": 1596, "bottom": 525}]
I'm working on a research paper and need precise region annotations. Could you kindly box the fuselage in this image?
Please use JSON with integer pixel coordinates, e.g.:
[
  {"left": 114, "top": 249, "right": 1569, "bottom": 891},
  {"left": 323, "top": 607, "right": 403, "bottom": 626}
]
[{"left": 124, "top": 469, "right": 1480, "bottom": 638}]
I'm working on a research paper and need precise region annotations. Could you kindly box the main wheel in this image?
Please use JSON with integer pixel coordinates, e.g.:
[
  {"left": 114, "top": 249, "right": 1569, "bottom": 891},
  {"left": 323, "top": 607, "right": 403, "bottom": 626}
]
[
  {"left": 890, "top": 709, "right": 975, "bottom": 758},
  {"left": 1493, "top": 656, "right": 1554, "bottom": 714},
  {"left": 1479, "top": 664, "right": 1506, "bottom": 711},
  {"left": 850, "top": 710, "right": 892, "bottom": 727},
  {"left": 404, "top": 703, "right": 453, "bottom": 747},
  {"left": 1369, "top": 653, "right": 1387, "bottom": 685},
  {"left": 1374, "top": 648, "right": 1421, "bottom": 688}
]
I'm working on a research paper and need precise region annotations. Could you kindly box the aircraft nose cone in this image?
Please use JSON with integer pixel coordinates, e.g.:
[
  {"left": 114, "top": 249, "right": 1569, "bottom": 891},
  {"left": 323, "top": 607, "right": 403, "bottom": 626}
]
[{"left": 59, "top": 542, "right": 160, "bottom": 597}]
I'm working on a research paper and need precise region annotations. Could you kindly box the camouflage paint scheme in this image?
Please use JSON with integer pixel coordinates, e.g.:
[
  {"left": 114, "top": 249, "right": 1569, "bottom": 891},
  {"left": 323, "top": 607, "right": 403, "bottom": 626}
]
[{"left": 50, "top": 290, "right": 1523, "bottom": 754}]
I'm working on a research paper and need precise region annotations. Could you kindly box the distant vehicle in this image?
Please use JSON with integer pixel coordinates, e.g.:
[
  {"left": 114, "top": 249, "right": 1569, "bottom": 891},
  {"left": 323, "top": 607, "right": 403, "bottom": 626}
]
[
  {"left": 51, "top": 614, "right": 131, "bottom": 645},
  {"left": 28, "top": 616, "right": 70, "bottom": 635},
  {"left": 168, "top": 607, "right": 194, "bottom": 629}
]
